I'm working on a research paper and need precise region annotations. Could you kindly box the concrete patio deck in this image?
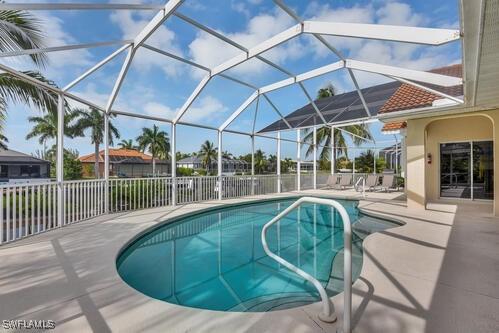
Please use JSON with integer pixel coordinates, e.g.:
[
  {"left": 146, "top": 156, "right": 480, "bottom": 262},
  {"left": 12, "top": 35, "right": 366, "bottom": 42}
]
[{"left": 0, "top": 190, "right": 498, "bottom": 332}]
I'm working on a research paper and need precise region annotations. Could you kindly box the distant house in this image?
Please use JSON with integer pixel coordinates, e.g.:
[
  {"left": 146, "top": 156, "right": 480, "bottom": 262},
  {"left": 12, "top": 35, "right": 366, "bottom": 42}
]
[
  {"left": 79, "top": 148, "right": 170, "bottom": 178},
  {"left": 0, "top": 149, "right": 50, "bottom": 184},
  {"left": 177, "top": 156, "right": 250, "bottom": 174}
]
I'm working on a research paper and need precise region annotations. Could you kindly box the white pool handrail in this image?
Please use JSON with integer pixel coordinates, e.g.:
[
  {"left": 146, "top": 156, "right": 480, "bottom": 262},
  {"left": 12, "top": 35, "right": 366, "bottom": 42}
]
[{"left": 261, "top": 196, "right": 352, "bottom": 333}]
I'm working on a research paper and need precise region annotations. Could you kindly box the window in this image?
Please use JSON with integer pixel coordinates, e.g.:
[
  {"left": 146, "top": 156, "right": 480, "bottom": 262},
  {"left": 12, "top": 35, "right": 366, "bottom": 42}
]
[{"left": 0, "top": 165, "right": 7, "bottom": 178}]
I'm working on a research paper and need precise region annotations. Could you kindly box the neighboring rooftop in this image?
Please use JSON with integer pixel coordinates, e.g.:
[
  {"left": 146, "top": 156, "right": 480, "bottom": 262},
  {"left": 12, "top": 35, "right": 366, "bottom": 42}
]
[
  {"left": 79, "top": 148, "right": 167, "bottom": 164},
  {"left": 0, "top": 149, "right": 49, "bottom": 164}
]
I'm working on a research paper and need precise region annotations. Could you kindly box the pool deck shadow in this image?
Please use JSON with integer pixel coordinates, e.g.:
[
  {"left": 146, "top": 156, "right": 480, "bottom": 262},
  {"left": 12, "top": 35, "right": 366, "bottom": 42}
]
[{"left": 0, "top": 190, "right": 498, "bottom": 332}]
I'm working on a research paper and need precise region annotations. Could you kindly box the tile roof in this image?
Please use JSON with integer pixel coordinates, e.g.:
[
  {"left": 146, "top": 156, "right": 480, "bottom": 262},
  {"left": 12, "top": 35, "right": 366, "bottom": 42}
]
[
  {"left": 379, "top": 64, "right": 463, "bottom": 114},
  {"left": 381, "top": 121, "right": 407, "bottom": 132},
  {"left": 79, "top": 148, "right": 155, "bottom": 163}
]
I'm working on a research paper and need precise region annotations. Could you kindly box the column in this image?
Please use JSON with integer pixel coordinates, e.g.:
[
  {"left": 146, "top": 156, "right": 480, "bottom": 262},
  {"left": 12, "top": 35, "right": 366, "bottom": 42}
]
[
  {"left": 277, "top": 131, "right": 281, "bottom": 193},
  {"left": 251, "top": 135, "right": 255, "bottom": 195},
  {"left": 313, "top": 126, "right": 317, "bottom": 190},
  {"left": 331, "top": 126, "right": 335, "bottom": 175},
  {"left": 171, "top": 124, "right": 177, "bottom": 206},
  {"left": 218, "top": 130, "right": 223, "bottom": 200},
  {"left": 297, "top": 129, "right": 301, "bottom": 191},
  {"left": 103, "top": 112, "right": 109, "bottom": 213},
  {"left": 56, "top": 94, "right": 64, "bottom": 226}
]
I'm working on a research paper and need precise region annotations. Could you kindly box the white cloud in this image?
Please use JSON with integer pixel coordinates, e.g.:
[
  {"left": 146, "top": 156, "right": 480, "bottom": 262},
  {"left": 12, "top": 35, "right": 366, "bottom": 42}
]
[
  {"left": 143, "top": 102, "right": 176, "bottom": 119},
  {"left": 188, "top": 8, "right": 302, "bottom": 78},
  {"left": 110, "top": 10, "right": 184, "bottom": 77},
  {"left": 304, "top": 1, "right": 459, "bottom": 87},
  {"left": 376, "top": 2, "right": 427, "bottom": 26},
  {"left": 182, "top": 96, "right": 228, "bottom": 123}
]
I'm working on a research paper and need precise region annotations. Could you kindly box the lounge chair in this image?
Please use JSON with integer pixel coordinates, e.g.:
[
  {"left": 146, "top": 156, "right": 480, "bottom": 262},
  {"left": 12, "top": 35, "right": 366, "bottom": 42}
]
[
  {"left": 365, "top": 174, "right": 379, "bottom": 192},
  {"left": 333, "top": 174, "right": 352, "bottom": 190},
  {"left": 326, "top": 174, "right": 340, "bottom": 188},
  {"left": 380, "top": 174, "right": 396, "bottom": 192}
]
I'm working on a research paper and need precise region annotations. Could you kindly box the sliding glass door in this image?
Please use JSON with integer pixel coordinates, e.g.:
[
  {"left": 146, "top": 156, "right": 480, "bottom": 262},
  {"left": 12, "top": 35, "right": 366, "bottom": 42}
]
[{"left": 440, "top": 141, "right": 493, "bottom": 200}]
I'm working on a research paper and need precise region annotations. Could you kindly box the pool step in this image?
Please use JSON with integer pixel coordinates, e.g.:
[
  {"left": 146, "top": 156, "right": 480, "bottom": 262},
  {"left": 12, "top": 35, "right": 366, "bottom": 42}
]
[{"left": 227, "top": 292, "right": 318, "bottom": 312}]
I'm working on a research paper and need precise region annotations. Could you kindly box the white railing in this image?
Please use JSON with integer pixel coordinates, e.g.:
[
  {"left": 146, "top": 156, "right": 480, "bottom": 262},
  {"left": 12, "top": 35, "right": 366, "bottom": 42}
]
[
  {"left": 261, "top": 197, "right": 352, "bottom": 332},
  {"left": 63, "top": 179, "right": 106, "bottom": 223},
  {"left": 1, "top": 174, "right": 300, "bottom": 245},
  {"left": 0, "top": 181, "right": 57, "bottom": 243}
]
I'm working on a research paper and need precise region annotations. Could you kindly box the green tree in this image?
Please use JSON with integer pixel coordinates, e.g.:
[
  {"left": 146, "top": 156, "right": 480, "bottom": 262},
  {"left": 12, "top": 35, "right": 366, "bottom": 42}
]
[
  {"left": 281, "top": 157, "right": 293, "bottom": 173},
  {"left": 303, "top": 85, "right": 372, "bottom": 166},
  {"left": 73, "top": 107, "right": 120, "bottom": 178},
  {"left": 254, "top": 149, "right": 267, "bottom": 174},
  {"left": 117, "top": 139, "right": 137, "bottom": 150},
  {"left": 0, "top": 10, "right": 62, "bottom": 148},
  {"left": 136, "top": 124, "right": 169, "bottom": 175},
  {"left": 25, "top": 110, "right": 80, "bottom": 148},
  {"left": 43, "top": 146, "right": 82, "bottom": 180},
  {"left": 353, "top": 150, "right": 387, "bottom": 173},
  {"left": 198, "top": 140, "right": 217, "bottom": 174},
  {"left": 316, "top": 83, "right": 336, "bottom": 99},
  {"left": 267, "top": 154, "right": 277, "bottom": 173}
]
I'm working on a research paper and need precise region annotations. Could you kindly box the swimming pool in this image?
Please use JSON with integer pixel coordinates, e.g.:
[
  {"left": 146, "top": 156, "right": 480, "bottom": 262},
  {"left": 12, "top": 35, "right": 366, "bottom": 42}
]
[{"left": 117, "top": 197, "right": 398, "bottom": 312}]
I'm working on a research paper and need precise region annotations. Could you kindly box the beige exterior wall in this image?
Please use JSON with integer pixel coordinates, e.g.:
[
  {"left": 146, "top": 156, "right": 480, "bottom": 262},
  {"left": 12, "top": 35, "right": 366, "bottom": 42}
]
[{"left": 405, "top": 108, "right": 499, "bottom": 215}]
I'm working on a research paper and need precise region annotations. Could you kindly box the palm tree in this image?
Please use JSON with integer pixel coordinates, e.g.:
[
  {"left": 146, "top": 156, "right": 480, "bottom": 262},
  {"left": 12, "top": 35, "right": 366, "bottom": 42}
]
[
  {"left": 118, "top": 139, "right": 137, "bottom": 150},
  {"left": 268, "top": 154, "right": 277, "bottom": 172},
  {"left": 304, "top": 84, "right": 372, "bottom": 166},
  {"left": 198, "top": 140, "right": 217, "bottom": 174},
  {"left": 136, "top": 125, "right": 169, "bottom": 175},
  {"left": 254, "top": 149, "right": 267, "bottom": 174},
  {"left": 0, "top": 10, "right": 61, "bottom": 145},
  {"left": 222, "top": 150, "right": 233, "bottom": 159},
  {"left": 25, "top": 110, "right": 80, "bottom": 148},
  {"left": 73, "top": 108, "right": 120, "bottom": 178},
  {"left": 317, "top": 83, "right": 335, "bottom": 99}
]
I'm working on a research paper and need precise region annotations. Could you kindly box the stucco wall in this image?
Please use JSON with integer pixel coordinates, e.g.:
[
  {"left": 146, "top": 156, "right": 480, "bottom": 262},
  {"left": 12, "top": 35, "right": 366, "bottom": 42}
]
[{"left": 405, "top": 109, "right": 499, "bottom": 215}]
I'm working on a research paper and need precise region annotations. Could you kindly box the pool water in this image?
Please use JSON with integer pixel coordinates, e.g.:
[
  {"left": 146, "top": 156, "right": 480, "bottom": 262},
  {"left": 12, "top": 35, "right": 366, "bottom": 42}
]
[{"left": 117, "top": 198, "right": 398, "bottom": 312}]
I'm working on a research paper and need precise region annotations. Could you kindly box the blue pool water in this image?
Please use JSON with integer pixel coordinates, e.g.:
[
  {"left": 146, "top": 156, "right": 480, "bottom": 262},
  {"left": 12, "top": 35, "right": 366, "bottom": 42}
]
[{"left": 117, "top": 197, "right": 398, "bottom": 312}]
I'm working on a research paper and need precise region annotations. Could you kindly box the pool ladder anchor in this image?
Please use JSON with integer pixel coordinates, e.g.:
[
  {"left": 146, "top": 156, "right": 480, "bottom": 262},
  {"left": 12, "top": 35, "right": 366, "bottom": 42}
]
[{"left": 261, "top": 196, "right": 352, "bottom": 333}]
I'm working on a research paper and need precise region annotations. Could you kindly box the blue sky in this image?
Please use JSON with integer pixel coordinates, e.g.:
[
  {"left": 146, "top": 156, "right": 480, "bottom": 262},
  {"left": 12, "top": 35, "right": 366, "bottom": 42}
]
[{"left": 2, "top": 0, "right": 461, "bottom": 160}]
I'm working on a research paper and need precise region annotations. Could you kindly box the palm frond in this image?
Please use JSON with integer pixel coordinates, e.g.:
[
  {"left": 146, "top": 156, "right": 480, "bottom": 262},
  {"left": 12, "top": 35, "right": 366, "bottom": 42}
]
[{"left": 0, "top": 10, "right": 48, "bottom": 67}]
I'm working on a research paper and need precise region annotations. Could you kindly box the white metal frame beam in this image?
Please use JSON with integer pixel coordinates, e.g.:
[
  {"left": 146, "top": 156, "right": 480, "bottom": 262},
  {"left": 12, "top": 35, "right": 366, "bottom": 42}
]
[
  {"left": 0, "top": 0, "right": 465, "bottom": 142},
  {"left": 273, "top": 0, "right": 372, "bottom": 119},
  {"left": 63, "top": 44, "right": 131, "bottom": 91},
  {"left": 0, "top": 40, "right": 131, "bottom": 58},
  {"left": 303, "top": 21, "right": 460, "bottom": 45},
  {"left": 346, "top": 59, "right": 463, "bottom": 87},
  {"left": 0, "top": 3, "right": 164, "bottom": 10}
]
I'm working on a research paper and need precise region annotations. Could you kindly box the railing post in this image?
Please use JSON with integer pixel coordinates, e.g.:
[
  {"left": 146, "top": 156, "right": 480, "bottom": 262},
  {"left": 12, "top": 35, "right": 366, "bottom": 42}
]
[
  {"left": 171, "top": 123, "right": 177, "bottom": 206},
  {"left": 251, "top": 134, "right": 255, "bottom": 195},
  {"left": 331, "top": 126, "right": 335, "bottom": 175},
  {"left": 313, "top": 126, "right": 317, "bottom": 190},
  {"left": 218, "top": 130, "right": 223, "bottom": 200},
  {"left": 56, "top": 93, "right": 64, "bottom": 227},
  {"left": 104, "top": 112, "right": 109, "bottom": 214},
  {"left": 296, "top": 129, "right": 301, "bottom": 191},
  {"left": 277, "top": 131, "right": 281, "bottom": 193}
]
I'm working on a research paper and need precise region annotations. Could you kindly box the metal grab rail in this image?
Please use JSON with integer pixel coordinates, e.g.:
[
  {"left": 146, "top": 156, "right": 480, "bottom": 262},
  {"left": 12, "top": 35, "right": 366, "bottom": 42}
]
[
  {"left": 354, "top": 176, "right": 366, "bottom": 197},
  {"left": 261, "top": 197, "right": 352, "bottom": 332}
]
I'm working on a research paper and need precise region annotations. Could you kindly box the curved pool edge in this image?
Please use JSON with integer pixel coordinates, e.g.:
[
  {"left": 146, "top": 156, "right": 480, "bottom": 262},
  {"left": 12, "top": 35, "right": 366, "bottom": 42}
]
[{"left": 113, "top": 194, "right": 407, "bottom": 320}]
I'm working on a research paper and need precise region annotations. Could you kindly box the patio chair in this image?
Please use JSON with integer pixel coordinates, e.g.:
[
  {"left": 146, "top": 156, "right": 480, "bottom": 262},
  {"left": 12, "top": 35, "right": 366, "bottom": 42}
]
[
  {"left": 365, "top": 174, "right": 379, "bottom": 192},
  {"left": 326, "top": 174, "right": 340, "bottom": 188},
  {"left": 380, "top": 174, "right": 396, "bottom": 192},
  {"left": 333, "top": 174, "right": 353, "bottom": 190}
]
